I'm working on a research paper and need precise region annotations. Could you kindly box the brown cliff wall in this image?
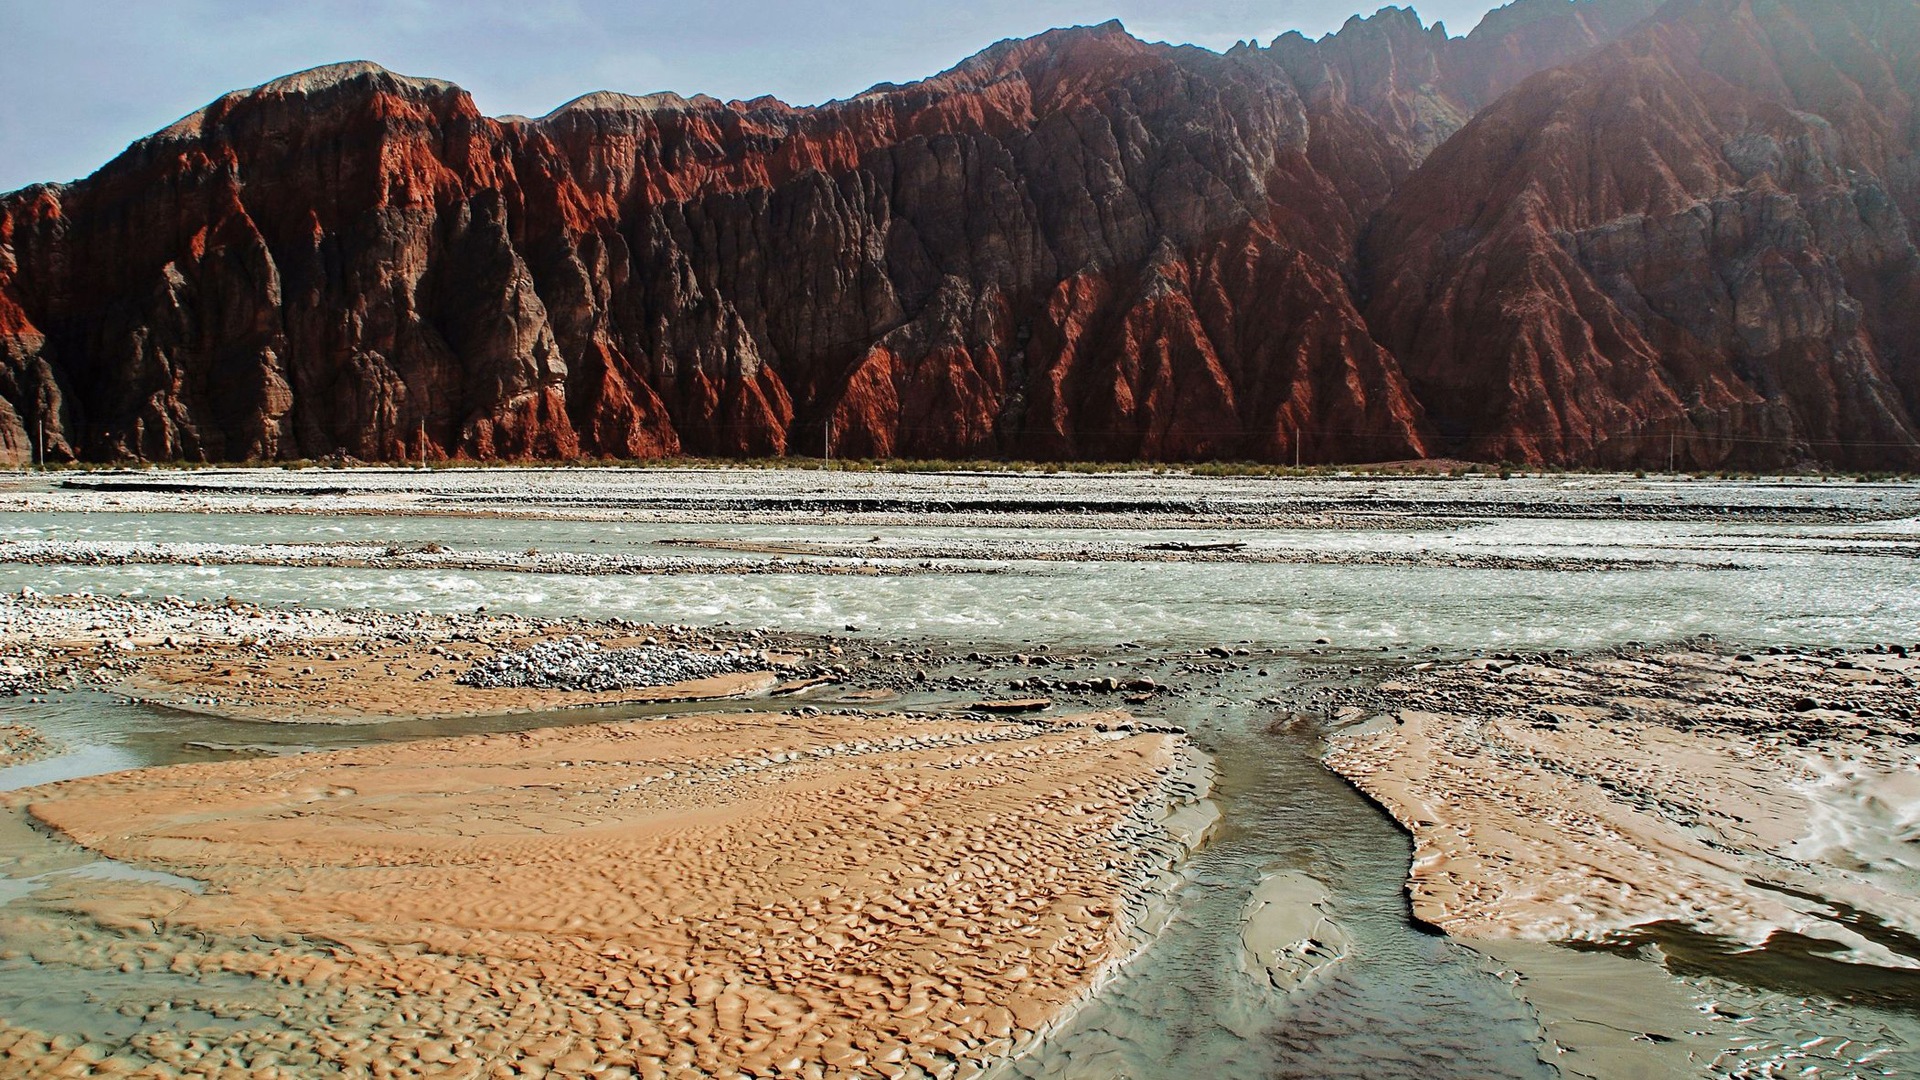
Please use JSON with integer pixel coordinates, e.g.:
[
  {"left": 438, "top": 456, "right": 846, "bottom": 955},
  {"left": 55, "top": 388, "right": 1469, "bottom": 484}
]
[
  {"left": 1, "top": 0, "right": 1913, "bottom": 468},
  {"left": 1363, "top": 0, "right": 1920, "bottom": 468}
]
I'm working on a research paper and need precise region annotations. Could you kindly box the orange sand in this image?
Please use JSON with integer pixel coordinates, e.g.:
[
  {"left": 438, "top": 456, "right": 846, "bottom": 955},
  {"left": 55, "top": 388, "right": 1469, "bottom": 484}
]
[
  {"left": 116, "top": 633, "right": 793, "bottom": 722},
  {"left": 0, "top": 708, "right": 1203, "bottom": 1078}
]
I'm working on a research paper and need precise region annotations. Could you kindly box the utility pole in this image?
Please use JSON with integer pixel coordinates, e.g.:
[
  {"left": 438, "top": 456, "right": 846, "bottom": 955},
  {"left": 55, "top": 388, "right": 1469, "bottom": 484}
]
[
  {"left": 34, "top": 417, "right": 42, "bottom": 470},
  {"left": 419, "top": 420, "right": 427, "bottom": 469},
  {"left": 824, "top": 418, "right": 833, "bottom": 466},
  {"left": 1669, "top": 429, "right": 1676, "bottom": 475}
]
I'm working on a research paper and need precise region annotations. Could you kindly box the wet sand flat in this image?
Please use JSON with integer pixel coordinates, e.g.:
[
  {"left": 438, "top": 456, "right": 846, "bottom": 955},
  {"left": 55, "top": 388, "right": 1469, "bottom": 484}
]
[
  {"left": 118, "top": 633, "right": 789, "bottom": 723},
  {"left": 0, "top": 708, "right": 1207, "bottom": 1078},
  {"left": 1325, "top": 648, "right": 1920, "bottom": 965},
  {"left": 0, "top": 592, "right": 808, "bottom": 723}
]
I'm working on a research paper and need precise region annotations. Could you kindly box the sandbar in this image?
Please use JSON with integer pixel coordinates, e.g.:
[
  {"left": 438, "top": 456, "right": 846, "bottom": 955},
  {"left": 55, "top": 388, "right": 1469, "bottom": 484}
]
[
  {"left": 1325, "top": 646, "right": 1920, "bottom": 964},
  {"left": 0, "top": 707, "right": 1211, "bottom": 1077}
]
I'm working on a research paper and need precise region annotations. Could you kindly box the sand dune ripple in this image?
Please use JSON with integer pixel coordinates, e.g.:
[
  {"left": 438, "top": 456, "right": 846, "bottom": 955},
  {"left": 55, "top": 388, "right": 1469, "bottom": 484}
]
[{"left": 0, "top": 709, "right": 1207, "bottom": 1078}]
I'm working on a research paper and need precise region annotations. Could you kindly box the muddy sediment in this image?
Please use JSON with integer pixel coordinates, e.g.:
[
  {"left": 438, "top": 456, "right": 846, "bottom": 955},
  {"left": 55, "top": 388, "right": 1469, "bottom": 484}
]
[
  {"left": 0, "top": 586, "right": 1224, "bottom": 1078},
  {"left": 0, "top": 707, "right": 1213, "bottom": 1078},
  {"left": 1239, "top": 871, "right": 1350, "bottom": 995},
  {"left": 1324, "top": 646, "right": 1920, "bottom": 965}
]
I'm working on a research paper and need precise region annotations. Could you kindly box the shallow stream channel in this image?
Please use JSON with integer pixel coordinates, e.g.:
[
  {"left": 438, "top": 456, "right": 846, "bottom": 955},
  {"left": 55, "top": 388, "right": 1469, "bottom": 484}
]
[{"left": 0, "top": 488, "right": 1916, "bottom": 1078}]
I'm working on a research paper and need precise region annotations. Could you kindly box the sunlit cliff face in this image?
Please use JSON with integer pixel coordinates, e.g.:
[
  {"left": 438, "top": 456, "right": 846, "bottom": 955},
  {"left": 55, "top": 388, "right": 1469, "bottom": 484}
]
[{"left": 0, "top": 0, "right": 1915, "bottom": 470}]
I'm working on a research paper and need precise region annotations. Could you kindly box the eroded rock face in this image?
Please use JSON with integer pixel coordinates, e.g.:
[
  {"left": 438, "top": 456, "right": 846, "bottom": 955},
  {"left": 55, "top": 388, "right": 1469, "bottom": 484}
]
[
  {"left": 1, "top": 0, "right": 1914, "bottom": 467},
  {"left": 1364, "top": 0, "right": 1920, "bottom": 468}
]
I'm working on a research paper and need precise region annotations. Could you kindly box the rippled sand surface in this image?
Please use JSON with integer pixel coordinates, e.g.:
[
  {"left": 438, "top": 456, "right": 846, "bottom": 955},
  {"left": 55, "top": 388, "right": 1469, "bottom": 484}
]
[{"left": 0, "top": 709, "right": 1204, "bottom": 1078}]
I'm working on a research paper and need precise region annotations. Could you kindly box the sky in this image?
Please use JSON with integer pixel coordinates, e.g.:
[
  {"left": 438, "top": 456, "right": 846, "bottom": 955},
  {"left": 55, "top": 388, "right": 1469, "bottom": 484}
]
[{"left": 0, "top": 0, "right": 1511, "bottom": 193}]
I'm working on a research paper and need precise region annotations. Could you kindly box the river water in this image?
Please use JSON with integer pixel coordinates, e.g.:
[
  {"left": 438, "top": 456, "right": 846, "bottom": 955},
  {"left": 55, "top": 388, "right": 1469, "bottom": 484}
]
[
  {"left": 0, "top": 490, "right": 1916, "bottom": 1078},
  {"left": 1, "top": 506, "right": 1916, "bottom": 650}
]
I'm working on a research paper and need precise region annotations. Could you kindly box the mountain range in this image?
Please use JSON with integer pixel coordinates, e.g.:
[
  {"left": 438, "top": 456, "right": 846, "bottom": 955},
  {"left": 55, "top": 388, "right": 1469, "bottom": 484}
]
[{"left": 2, "top": 0, "right": 1916, "bottom": 468}]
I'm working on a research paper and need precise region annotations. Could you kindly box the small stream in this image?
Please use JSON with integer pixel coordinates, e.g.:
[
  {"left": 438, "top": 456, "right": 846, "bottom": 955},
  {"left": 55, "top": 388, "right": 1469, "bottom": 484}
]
[
  {"left": 0, "top": 667, "right": 1562, "bottom": 1080},
  {"left": 1004, "top": 661, "right": 1552, "bottom": 1080}
]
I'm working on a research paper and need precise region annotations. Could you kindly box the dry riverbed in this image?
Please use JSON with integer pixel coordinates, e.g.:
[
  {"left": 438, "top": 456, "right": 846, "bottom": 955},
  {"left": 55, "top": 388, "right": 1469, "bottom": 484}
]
[
  {"left": 0, "top": 591, "right": 821, "bottom": 723},
  {"left": 121, "top": 633, "right": 796, "bottom": 724},
  {"left": 0, "top": 534, "right": 1755, "bottom": 577},
  {"left": 0, "top": 538, "right": 1004, "bottom": 578},
  {"left": 0, "top": 590, "right": 1211, "bottom": 725},
  {"left": 5, "top": 467, "right": 1914, "bottom": 530}
]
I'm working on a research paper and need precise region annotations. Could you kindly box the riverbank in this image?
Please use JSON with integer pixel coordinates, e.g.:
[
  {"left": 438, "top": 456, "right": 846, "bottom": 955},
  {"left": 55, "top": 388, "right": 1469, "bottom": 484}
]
[
  {"left": 0, "top": 469, "right": 1915, "bottom": 1078},
  {"left": 0, "top": 590, "right": 1194, "bottom": 723},
  {"left": 2, "top": 467, "right": 1912, "bottom": 529},
  {"left": 0, "top": 590, "right": 815, "bottom": 722},
  {"left": 1324, "top": 645, "right": 1920, "bottom": 964}
]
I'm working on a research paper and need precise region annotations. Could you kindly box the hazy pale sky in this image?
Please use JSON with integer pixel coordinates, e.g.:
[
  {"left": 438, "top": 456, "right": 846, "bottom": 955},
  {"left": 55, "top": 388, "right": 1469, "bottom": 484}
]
[{"left": 0, "top": 0, "right": 1511, "bottom": 193}]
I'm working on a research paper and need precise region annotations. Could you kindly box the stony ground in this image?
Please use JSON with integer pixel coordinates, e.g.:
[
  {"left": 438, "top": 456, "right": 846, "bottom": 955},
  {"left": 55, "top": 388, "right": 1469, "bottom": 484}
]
[
  {"left": 5, "top": 468, "right": 1914, "bottom": 529},
  {"left": 0, "top": 591, "right": 1270, "bottom": 723}
]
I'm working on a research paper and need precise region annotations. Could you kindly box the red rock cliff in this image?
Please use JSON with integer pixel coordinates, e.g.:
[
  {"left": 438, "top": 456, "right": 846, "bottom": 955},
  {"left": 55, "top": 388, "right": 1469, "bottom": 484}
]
[
  {"left": 1364, "top": 0, "right": 1920, "bottom": 468},
  {"left": 1, "top": 0, "right": 1913, "bottom": 467}
]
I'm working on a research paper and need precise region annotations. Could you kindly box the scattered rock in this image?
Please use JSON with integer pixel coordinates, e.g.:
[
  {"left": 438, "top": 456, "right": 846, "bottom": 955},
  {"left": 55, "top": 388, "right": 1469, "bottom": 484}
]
[{"left": 458, "top": 638, "right": 767, "bottom": 693}]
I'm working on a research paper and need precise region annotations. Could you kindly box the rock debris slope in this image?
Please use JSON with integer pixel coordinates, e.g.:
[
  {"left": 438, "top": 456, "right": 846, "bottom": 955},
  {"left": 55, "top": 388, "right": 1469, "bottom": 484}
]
[{"left": 1, "top": 0, "right": 1915, "bottom": 467}]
